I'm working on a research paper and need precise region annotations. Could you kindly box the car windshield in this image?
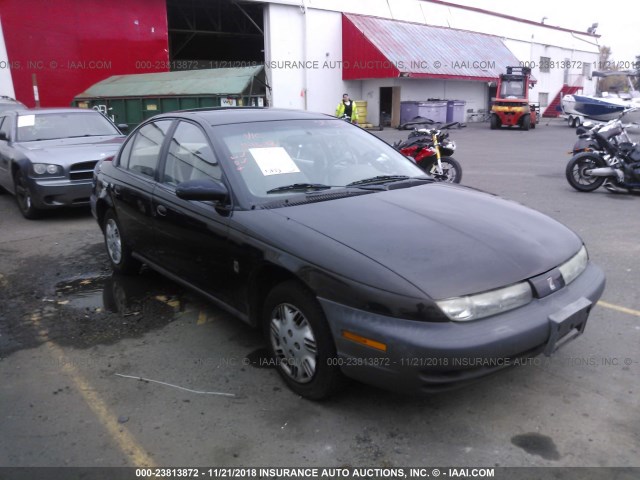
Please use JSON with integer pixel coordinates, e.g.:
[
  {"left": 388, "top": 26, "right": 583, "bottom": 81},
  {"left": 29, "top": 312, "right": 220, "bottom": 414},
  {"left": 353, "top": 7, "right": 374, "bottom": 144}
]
[
  {"left": 16, "top": 112, "right": 120, "bottom": 142},
  {"left": 212, "top": 118, "right": 427, "bottom": 198}
]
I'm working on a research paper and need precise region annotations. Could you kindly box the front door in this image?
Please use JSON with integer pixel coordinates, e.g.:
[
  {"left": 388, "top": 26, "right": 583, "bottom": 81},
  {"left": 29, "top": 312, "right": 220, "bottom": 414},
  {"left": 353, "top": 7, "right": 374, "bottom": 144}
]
[{"left": 152, "top": 120, "right": 234, "bottom": 305}]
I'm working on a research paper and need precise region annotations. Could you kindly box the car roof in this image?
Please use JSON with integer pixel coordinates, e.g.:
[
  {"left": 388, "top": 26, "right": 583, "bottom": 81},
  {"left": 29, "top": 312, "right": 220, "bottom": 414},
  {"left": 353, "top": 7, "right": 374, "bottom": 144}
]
[
  {"left": 150, "top": 107, "right": 335, "bottom": 126},
  {"left": 0, "top": 96, "right": 27, "bottom": 111}
]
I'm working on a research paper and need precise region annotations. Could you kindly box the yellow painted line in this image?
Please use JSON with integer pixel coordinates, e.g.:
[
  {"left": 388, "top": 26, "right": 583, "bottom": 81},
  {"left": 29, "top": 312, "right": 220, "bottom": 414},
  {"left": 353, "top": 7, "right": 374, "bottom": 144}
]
[
  {"left": 29, "top": 312, "right": 156, "bottom": 467},
  {"left": 197, "top": 310, "right": 209, "bottom": 325},
  {"left": 598, "top": 300, "right": 640, "bottom": 318}
]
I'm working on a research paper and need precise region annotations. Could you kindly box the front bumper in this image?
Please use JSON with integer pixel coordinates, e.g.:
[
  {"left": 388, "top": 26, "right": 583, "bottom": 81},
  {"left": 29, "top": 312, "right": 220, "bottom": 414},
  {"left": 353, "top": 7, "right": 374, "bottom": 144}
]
[
  {"left": 319, "top": 262, "right": 605, "bottom": 394},
  {"left": 27, "top": 177, "right": 93, "bottom": 209}
]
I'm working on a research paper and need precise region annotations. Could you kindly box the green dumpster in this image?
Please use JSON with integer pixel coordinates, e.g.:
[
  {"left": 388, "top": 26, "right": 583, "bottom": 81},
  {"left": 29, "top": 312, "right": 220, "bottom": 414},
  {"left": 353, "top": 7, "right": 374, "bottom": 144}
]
[{"left": 74, "top": 66, "right": 266, "bottom": 130}]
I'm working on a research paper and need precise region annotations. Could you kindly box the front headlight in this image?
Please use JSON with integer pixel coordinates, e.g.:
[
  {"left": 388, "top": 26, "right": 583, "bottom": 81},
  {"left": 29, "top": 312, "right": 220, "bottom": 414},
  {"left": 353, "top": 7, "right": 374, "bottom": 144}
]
[
  {"left": 559, "top": 245, "right": 588, "bottom": 285},
  {"left": 436, "top": 282, "right": 533, "bottom": 322},
  {"left": 32, "top": 163, "right": 63, "bottom": 176}
]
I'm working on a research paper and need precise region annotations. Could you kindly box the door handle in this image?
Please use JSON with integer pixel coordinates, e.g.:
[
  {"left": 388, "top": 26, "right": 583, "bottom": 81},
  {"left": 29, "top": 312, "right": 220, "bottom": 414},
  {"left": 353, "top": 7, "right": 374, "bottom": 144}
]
[{"left": 156, "top": 204, "right": 167, "bottom": 216}]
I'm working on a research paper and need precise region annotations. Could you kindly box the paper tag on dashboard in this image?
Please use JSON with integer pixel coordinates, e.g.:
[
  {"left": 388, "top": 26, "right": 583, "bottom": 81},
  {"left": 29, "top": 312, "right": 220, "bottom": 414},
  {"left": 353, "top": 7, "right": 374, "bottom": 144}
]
[
  {"left": 249, "top": 147, "right": 301, "bottom": 176},
  {"left": 18, "top": 115, "right": 35, "bottom": 127}
]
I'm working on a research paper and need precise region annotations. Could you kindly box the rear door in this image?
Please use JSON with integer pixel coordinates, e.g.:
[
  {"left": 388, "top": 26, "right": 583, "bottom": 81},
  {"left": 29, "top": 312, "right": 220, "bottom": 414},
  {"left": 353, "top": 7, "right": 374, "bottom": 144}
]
[
  {"left": 108, "top": 119, "right": 173, "bottom": 259},
  {"left": 152, "top": 120, "right": 234, "bottom": 305}
]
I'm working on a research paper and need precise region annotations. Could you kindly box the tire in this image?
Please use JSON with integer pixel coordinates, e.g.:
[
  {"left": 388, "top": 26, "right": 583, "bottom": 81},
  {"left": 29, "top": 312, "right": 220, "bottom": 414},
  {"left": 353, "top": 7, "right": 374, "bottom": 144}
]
[
  {"left": 13, "top": 169, "right": 40, "bottom": 219},
  {"left": 490, "top": 115, "right": 499, "bottom": 130},
  {"left": 263, "top": 281, "right": 346, "bottom": 400},
  {"left": 569, "top": 116, "right": 576, "bottom": 128},
  {"left": 521, "top": 115, "right": 531, "bottom": 131},
  {"left": 421, "top": 157, "right": 463, "bottom": 183},
  {"left": 102, "top": 209, "right": 141, "bottom": 275},
  {"left": 565, "top": 153, "right": 607, "bottom": 192}
]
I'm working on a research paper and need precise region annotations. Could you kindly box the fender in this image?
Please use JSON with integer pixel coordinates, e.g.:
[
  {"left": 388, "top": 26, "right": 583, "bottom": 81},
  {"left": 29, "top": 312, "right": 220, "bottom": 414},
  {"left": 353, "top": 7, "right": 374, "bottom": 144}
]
[{"left": 5, "top": 157, "right": 32, "bottom": 195}]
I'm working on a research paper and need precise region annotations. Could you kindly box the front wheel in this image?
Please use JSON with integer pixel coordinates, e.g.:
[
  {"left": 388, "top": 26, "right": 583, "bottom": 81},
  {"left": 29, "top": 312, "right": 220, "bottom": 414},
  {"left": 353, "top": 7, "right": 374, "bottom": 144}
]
[
  {"left": 565, "top": 153, "right": 607, "bottom": 192},
  {"left": 421, "top": 157, "right": 463, "bottom": 183},
  {"left": 13, "top": 170, "right": 40, "bottom": 219},
  {"left": 102, "top": 209, "right": 141, "bottom": 274},
  {"left": 521, "top": 115, "right": 531, "bottom": 131},
  {"left": 490, "top": 114, "right": 500, "bottom": 130},
  {"left": 263, "top": 281, "right": 346, "bottom": 400}
]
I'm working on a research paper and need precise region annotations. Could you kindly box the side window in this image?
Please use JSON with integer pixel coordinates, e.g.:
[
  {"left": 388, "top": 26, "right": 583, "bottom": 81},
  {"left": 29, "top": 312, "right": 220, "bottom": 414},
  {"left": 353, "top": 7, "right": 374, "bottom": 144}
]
[
  {"left": 126, "top": 120, "right": 172, "bottom": 179},
  {"left": 162, "top": 121, "right": 220, "bottom": 186},
  {"left": 0, "top": 116, "right": 11, "bottom": 141},
  {"left": 117, "top": 136, "right": 134, "bottom": 168}
]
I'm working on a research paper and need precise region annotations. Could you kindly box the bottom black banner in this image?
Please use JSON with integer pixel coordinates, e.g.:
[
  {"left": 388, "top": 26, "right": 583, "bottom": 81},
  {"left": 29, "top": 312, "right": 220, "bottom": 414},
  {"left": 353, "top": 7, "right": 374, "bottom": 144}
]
[{"left": 0, "top": 467, "right": 637, "bottom": 480}]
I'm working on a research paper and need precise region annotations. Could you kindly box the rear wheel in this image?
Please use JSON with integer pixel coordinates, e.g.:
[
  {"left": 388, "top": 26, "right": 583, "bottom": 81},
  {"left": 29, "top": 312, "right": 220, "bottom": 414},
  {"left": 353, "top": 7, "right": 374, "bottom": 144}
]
[
  {"left": 490, "top": 114, "right": 499, "bottom": 130},
  {"left": 102, "top": 209, "right": 141, "bottom": 274},
  {"left": 521, "top": 115, "right": 531, "bottom": 131},
  {"left": 13, "top": 170, "right": 40, "bottom": 219},
  {"left": 565, "top": 153, "right": 607, "bottom": 192},
  {"left": 263, "top": 281, "right": 346, "bottom": 400}
]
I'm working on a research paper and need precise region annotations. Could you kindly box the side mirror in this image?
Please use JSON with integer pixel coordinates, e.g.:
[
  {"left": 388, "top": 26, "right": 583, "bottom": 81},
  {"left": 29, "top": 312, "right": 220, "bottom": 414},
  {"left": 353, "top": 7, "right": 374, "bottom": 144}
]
[
  {"left": 0, "top": 131, "right": 9, "bottom": 142},
  {"left": 176, "top": 179, "right": 228, "bottom": 202},
  {"left": 117, "top": 124, "right": 129, "bottom": 133}
]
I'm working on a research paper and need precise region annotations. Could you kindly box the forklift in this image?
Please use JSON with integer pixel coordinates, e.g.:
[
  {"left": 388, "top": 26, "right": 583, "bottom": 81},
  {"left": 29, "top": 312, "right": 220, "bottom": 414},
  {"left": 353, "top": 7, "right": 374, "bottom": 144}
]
[{"left": 490, "top": 66, "right": 538, "bottom": 131}]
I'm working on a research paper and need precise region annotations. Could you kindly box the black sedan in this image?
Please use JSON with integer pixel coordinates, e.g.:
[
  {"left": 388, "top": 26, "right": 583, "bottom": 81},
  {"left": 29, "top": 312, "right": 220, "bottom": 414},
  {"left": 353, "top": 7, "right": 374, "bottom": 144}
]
[
  {"left": 0, "top": 108, "right": 125, "bottom": 218},
  {"left": 91, "top": 108, "right": 605, "bottom": 399}
]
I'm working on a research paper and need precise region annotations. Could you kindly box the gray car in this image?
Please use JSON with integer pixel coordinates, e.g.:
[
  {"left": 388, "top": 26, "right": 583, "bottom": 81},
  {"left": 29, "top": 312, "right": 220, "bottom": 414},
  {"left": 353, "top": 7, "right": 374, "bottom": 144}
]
[
  {"left": 0, "top": 108, "right": 125, "bottom": 218},
  {"left": 0, "top": 96, "right": 27, "bottom": 113}
]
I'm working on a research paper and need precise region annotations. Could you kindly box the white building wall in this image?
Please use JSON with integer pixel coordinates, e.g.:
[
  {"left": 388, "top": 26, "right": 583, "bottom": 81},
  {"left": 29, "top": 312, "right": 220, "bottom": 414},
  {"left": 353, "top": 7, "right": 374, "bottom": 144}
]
[
  {"left": 0, "top": 16, "right": 16, "bottom": 98},
  {"left": 260, "top": 0, "right": 600, "bottom": 120},
  {"left": 361, "top": 78, "right": 486, "bottom": 125},
  {"left": 264, "top": 5, "right": 360, "bottom": 114}
]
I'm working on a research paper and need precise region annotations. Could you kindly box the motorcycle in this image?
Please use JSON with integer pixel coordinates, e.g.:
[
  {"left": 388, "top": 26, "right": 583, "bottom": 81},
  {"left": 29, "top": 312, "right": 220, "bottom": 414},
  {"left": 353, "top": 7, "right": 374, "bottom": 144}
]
[
  {"left": 393, "top": 122, "right": 463, "bottom": 183},
  {"left": 566, "top": 117, "right": 640, "bottom": 193},
  {"left": 570, "top": 116, "right": 634, "bottom": 156}
]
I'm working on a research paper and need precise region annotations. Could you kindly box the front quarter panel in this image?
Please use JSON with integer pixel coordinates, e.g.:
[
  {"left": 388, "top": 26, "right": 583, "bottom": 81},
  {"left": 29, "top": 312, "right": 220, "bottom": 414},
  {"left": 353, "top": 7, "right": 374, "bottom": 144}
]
[{"left": 229, "top": 209, "right": 447, "bottom": 323}]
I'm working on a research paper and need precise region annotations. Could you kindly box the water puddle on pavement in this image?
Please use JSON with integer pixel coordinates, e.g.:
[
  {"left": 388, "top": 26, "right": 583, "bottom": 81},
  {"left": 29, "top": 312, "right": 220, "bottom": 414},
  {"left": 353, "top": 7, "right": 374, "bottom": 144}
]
[
  {"left": 511, "top": 432, "right": 561, "bottom": 460},
  {"left": 54, "top": 276, "right": 107, "bottom": 312},
  {"left": 53, "top": 271, "right": 185, "bottom": 318},
  {"left": 44, "top": 270, "right": 192, "bottom": 348}
]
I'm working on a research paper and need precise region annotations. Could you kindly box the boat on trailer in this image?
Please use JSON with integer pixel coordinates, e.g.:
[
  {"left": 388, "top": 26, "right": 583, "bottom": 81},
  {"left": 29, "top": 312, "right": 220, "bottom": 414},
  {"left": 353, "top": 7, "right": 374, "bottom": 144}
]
[{"left": 562, "top": 71, "right": 640, "bottom": 124}]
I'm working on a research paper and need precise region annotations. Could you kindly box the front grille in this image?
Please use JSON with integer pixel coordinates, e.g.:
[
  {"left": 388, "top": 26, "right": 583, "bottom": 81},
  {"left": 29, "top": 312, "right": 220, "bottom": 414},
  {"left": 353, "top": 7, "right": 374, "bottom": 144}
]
[{"left": 70, "top": 160, "right": 98, "bottom": 181}]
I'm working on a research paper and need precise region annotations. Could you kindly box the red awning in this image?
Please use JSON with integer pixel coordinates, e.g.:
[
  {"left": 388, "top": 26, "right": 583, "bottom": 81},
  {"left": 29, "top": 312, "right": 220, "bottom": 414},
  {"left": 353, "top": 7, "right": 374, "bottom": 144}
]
[{"left": 342, "top": 13, "right": 525, "bottom": 82}]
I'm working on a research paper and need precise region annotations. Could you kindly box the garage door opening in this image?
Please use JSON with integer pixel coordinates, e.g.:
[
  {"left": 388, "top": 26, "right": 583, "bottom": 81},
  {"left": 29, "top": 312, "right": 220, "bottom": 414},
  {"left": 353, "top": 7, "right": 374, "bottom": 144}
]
[{"left": 167, "top": 0, "right": 264, "bottom": 67}]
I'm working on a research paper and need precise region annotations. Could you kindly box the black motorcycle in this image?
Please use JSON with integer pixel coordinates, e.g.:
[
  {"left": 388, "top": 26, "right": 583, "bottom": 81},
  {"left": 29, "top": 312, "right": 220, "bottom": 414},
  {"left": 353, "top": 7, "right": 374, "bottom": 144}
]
[{"left": 566, "top": 120, "right": 640, "bottom": 193}]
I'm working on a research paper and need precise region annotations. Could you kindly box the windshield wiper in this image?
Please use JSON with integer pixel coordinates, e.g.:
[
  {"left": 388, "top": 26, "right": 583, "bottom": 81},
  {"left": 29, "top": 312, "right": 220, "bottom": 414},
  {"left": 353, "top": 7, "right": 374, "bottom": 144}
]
[
  {"left": 65, "top": 134, "right": 113, "bottom": 138},
  {"left": 346, "top": 175, "right": 412, "bottom": 186},
  {"left": 266, "top": 183, "right": 334, "bottom": 194}
]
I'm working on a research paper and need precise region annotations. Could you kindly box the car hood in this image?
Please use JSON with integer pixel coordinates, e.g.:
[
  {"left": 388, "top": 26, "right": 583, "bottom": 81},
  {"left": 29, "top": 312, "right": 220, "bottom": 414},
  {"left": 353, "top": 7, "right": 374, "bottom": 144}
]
[
  {"left": 17, "top": 136, "right": 124, "bottom": 165},
  {"left": 272, "top": 183, "right": 582, "bottom": 299}
]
